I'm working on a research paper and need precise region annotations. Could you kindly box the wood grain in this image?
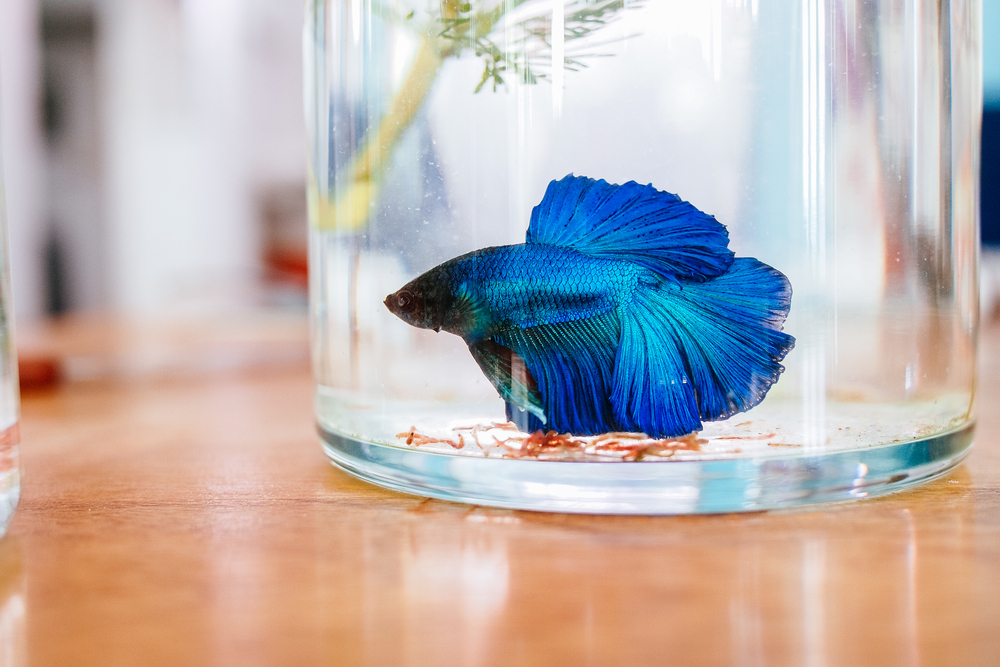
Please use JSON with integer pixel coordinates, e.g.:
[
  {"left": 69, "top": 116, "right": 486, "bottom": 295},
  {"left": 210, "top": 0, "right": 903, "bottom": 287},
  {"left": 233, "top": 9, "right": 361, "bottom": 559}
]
[{"left": 3, "top": 315, "right": 999, "bottom": 666}]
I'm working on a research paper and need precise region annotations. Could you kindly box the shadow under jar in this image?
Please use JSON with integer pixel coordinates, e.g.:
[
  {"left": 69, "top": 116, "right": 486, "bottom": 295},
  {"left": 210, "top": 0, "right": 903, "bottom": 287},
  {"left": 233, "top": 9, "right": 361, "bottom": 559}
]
[{"left": 305, "top": 0, "right": 981, "bottom": 513}]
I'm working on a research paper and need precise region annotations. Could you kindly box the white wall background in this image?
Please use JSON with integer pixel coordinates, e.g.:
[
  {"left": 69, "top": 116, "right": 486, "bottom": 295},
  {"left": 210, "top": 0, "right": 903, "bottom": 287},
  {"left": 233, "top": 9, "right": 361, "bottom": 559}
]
[
  {"left": 1, "top": 0, "right": 308, "bottom": 322},
  {"left": 0, "top": 0, "right": 46, "bottom": 323},
  {"left": 99, "top": 0, "right": 307, "bottom": 315},
  {"left": 99, "top": 0, "right": 257, "bottom": 314}
]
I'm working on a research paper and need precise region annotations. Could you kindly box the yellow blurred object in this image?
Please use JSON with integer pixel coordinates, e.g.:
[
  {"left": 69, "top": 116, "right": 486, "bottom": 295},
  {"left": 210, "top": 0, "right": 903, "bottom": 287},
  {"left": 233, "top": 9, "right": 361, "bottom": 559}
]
[
  {"left": 308, "top": 175, "right": 380, "bottom": 233},
  {"left": 308, "top": 35, "right": 444, "bottom": 233},
  {"left": 306, "top": 3, "right": 520, "bottom": 233}
]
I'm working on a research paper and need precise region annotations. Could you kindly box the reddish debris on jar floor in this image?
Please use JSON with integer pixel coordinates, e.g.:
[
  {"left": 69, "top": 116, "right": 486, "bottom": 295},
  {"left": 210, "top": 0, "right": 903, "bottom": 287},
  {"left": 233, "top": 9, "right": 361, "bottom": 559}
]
[
  {"left": 396, "top": 423, "right": 709, "bottom": 461},
  {"left": 716, "top": 432, "right": 776, "bottom": 440},
  {"left": 396, "top": 427, "right": 465, "bottom": 449},
  {"left": 499, "top": 430, "right": 588, "bottom": 459},
  {"left": 587, "top": 432, "right": 706, "bottom": 461}
]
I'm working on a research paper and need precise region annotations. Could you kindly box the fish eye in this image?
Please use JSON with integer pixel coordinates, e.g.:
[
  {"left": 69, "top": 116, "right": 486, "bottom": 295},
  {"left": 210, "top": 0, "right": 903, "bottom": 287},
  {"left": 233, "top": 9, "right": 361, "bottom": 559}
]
[{"left": 396, "top": 291, "right": 414, "bottom": 311}]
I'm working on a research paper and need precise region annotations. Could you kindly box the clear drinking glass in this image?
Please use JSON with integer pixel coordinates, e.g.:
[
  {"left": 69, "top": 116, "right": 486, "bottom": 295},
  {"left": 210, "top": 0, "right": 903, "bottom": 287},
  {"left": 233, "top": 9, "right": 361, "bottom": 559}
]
[
  {"left": 0, "top": 84, "right": 20, "bottom": 531},
  {"left": 305, "top": 0, "right": 981, "bottom": 513}
]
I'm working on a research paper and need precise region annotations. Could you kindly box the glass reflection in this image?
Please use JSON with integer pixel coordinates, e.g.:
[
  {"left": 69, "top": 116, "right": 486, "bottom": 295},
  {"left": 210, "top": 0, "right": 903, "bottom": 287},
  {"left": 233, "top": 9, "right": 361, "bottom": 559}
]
[{"left": 333, "top": 469, "right": 977, "bottom": 666}]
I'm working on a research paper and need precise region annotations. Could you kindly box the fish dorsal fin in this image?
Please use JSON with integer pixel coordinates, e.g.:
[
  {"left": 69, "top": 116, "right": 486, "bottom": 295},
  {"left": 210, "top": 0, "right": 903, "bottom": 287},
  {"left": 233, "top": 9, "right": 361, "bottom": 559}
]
[{"left": 526, "top": 175, "right": 734, "bottom": 282}]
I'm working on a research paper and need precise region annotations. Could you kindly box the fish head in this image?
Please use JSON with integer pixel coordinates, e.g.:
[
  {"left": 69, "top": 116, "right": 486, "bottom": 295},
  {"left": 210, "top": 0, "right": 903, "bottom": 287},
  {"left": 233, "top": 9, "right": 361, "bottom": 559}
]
[{"left": 384, "top": 270, "right": 453, "bottom": 333}]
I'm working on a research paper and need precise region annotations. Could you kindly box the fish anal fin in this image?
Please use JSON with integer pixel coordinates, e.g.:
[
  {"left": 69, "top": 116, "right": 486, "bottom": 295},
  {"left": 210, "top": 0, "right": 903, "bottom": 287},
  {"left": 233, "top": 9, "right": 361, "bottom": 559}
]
[
  {"left": 468, "top": 339, "right": 546, "bottom": 422},
  {"left": 498, "top": 311, "right": 620, "bottom": 436},
  {"left": 505, "top": 403, "right": 545, "bottom": 434}
]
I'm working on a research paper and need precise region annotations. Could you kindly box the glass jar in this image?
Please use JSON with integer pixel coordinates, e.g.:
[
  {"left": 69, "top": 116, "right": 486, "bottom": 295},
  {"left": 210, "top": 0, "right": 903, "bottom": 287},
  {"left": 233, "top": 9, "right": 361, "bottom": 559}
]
[
  {"left": 0, "top": 83, "right": 20, "bottom": 530},
  {"left": 305, "top": 0, "right": 981, "bottom": 513}
]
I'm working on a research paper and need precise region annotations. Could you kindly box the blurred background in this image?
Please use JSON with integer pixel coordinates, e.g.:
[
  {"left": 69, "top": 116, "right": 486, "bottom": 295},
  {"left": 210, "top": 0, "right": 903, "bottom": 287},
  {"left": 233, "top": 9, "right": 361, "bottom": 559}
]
[
  {"left": 0, "top": 0, "right": 307, "bottom": 328},
  {"left": 0, "top": 0, "right": 996, "bottom": 325},
  {"left": 982, "top": 1, "right": 1000, "bottom": 315}
]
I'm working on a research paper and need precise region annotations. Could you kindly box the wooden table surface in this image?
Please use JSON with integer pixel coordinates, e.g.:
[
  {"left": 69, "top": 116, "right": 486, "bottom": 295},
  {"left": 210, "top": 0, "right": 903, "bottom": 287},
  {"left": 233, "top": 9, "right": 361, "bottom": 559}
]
[{"left": 2, "top": 314, "right": 999, "bottom": 666}]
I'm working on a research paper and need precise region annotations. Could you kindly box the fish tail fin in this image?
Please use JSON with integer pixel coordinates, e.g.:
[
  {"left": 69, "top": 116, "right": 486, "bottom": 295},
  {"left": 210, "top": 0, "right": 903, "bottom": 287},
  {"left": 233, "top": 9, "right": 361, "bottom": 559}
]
[{"left": 611, "top": 258, "right": 795, "bottom": 438}]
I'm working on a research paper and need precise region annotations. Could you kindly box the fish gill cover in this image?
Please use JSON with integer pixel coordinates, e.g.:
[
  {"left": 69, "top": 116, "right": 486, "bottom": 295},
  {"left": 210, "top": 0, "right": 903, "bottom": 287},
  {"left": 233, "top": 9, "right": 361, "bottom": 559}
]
[{"left": 385, "top": 175, "right": 795, "bottom": 439}]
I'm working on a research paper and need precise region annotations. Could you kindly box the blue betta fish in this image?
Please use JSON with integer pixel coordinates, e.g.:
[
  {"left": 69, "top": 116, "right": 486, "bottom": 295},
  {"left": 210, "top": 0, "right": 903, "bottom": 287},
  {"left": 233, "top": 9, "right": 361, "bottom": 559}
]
[{"left": 384, "top": 175, "right": 794, "bottom": 438}]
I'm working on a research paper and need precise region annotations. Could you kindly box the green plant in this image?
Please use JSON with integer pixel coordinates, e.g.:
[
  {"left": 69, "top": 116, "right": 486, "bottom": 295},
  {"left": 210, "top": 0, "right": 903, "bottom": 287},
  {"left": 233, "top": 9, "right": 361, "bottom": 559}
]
[{"left": 309, "top": 0, "right": 635, "bottom": 232}]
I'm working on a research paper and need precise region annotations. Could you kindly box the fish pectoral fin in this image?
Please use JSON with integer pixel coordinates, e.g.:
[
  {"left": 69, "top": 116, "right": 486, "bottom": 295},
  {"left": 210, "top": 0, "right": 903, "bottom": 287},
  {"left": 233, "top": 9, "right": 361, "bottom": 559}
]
[
  {"left": 468, "top": 339, "right": 546, "bottom": 422},
  {"left": 450, "top": 283, "right": 490, "bottom": 339}
]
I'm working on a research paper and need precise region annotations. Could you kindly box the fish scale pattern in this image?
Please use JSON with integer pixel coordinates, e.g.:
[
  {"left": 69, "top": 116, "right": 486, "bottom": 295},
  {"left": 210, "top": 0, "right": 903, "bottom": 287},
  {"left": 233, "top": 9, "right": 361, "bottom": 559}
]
[{"left": 449, "top": 244, "right": 641, "bottom": 330}]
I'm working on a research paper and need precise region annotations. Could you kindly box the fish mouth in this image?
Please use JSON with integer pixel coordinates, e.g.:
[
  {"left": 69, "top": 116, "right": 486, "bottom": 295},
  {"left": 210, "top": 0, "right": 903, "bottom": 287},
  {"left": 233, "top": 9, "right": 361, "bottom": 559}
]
[
  {"left": 384, "top": 291, "right": 407, "bottom": 316},
  {"left": 385, "top": 289, "right": 440, "bottom": 331}
]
